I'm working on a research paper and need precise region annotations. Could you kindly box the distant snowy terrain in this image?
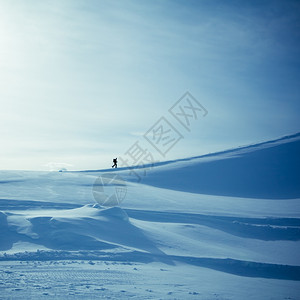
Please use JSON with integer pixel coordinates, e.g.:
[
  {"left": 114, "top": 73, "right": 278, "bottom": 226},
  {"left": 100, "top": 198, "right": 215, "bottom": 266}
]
[{"left": 0, "top": 134, "right": 300, "bottom": 299}]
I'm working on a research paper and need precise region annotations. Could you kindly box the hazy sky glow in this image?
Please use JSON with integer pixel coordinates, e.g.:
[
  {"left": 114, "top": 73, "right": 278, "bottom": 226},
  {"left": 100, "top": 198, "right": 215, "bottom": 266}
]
[{"left": 0, "top": 0, "right": 299, "bottom": 170}]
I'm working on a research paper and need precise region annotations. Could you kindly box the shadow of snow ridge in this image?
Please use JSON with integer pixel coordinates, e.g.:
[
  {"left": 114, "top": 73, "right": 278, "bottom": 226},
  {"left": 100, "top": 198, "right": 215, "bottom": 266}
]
[
  {"left": 125, "top": 209, "right": 300, "bottom": 241},
  {"left": 1, "top": 250, "right": 299, "bottom": 281}
]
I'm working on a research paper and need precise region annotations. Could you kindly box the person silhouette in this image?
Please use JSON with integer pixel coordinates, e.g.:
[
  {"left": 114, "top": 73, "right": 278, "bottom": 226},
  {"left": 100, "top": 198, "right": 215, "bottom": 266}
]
[{"left": 112, "top": 158, "right": 117, "bottom": 168}]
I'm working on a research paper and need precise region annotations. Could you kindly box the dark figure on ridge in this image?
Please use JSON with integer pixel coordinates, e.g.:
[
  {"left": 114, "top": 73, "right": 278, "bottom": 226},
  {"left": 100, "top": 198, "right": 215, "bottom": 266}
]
[{"left": 112, "top": 158, "right": 117, "bottom": 168}]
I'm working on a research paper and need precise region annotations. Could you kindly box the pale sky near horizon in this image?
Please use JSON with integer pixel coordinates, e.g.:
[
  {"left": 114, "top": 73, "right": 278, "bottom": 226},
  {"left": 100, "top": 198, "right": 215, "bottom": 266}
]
[{"left": 0, "top": 0, "right": 299, "bottom": 171}]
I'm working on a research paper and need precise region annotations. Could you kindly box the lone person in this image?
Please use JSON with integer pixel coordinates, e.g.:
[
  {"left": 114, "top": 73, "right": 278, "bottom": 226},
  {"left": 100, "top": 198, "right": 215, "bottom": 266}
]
[{"left": 112, "top": 158, "right": 117, "bottom": 168}]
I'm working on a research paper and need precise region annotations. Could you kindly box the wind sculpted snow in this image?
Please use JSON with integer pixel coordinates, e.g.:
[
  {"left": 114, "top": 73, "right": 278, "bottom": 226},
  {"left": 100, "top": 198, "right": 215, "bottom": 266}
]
[
  {"left": 120, "top": 133, "right": 300, "bottom": 199},
  {"left": 0, "top": 133, "right": 300, "bottom": 299}
]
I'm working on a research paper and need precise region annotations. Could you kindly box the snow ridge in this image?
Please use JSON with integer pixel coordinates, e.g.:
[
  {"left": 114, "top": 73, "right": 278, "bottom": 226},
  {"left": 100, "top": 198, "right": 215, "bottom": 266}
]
[{"left": 0, "top": 133, "right": 300, "bottom": 299}]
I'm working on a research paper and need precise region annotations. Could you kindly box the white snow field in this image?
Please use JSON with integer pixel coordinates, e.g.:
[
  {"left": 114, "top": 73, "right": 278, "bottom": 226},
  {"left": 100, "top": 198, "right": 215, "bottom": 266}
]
[{"left": 0, "top": 133, "right": 300, "bottom": 299}]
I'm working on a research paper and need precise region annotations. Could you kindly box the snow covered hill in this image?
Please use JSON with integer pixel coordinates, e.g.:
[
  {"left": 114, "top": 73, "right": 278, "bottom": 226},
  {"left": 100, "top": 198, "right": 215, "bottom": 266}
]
[
  {"left": 119, "top": 132, "right": 300, "bottom": 199},
  {"left": 0, "top": 133, "right": 300, "bottom": 299}
]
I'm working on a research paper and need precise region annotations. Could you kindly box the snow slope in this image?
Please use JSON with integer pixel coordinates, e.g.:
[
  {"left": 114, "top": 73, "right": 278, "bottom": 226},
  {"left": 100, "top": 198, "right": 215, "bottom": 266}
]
[
  {"left": 0, "top": 133, "right": 300, "bottom": 299},
  {"left": 119, "top": 132, "right": 300, "bottom": 199}
]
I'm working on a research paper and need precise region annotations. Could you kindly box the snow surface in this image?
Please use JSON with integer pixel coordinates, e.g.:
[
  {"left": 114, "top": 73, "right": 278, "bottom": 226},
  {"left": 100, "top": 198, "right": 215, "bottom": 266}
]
[{"left": 0, "top": 133, "right": 300, "bottom": 299}]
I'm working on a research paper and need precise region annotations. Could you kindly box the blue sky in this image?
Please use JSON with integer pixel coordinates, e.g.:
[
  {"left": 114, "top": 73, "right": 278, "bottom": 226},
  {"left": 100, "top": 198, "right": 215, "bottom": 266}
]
[{"left": 0, "top": 0, "right": 299, "bottom": 170}]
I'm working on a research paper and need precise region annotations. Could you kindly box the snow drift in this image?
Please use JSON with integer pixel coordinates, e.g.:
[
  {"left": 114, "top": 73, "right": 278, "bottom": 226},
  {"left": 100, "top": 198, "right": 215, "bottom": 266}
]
[
  {"left": 0, "top": 133, "right": 300, "bottom": 299},
  {"left": 132, "top": 133, "right": 300, "bottom": 199}
]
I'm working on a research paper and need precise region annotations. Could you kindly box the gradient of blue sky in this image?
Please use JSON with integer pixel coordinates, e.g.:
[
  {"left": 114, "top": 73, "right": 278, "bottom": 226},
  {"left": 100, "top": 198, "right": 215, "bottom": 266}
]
[{"left": 0, "top": 0, "right": 299, "bottom": 170}]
